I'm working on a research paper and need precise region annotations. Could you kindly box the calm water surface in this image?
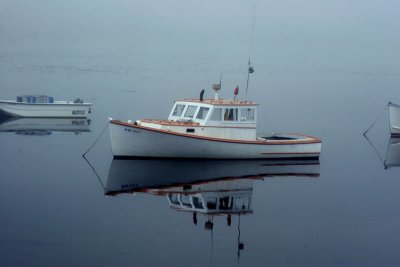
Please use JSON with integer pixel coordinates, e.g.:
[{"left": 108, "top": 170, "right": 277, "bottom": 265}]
[{"left": 0, "top": 44, "right": 399, "bottom": 267}]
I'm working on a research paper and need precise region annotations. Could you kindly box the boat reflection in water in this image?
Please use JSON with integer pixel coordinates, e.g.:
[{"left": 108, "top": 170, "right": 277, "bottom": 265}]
[
  {"left": 385, "top": 138, "right": 400, "bottom": 169},
  {"left": 105, "top": 159, "right": 320, "bottom": 256},
  {"left": 0, "top": 116, "right": 91, "bottom": 135}
]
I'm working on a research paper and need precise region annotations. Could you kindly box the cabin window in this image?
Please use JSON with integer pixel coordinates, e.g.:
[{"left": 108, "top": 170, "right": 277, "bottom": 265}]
[
  {"left": 240, "top": 108, "right": 255, "bottom": 121},
  {"left": 172, "top": 104, "right": 185, "bottom": 117},
  {"left": 184, "top": 105, "right": 198, "bottom": 118},
  {"left": 210, "top": 108, "right": 222, "bottom": 121},
  {"left": 196, "top": 107, "right": 210, "bottom": 120},
  {"left": 224, "top": 108, "right": 238, "bottom": 121}
]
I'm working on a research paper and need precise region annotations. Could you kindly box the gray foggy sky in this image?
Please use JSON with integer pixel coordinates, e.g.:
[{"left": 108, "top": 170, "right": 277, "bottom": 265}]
[
  {"left": 0, "top": 0, "right": 399, "bottom": 75},
  {"left": 1, "top": 0, "right": 399, "bottom": 47}
]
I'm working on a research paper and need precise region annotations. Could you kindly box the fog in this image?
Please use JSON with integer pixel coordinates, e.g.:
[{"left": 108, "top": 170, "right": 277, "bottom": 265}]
[
  {"left": 1, "top": 2, "right": 400, "bottom": 266},
  {"left": 1, "top": 0, "right": 399, "bottom": 71}
]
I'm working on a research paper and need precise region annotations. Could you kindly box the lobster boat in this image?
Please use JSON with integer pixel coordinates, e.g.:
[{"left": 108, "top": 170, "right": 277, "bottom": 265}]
[{"left": 109, "top": 84, "right": 322, "bottom": 159}]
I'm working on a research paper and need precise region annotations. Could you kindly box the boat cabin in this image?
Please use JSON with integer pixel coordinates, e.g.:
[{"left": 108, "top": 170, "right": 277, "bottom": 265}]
[
  {"left": 137, "top": 99, "right": 258, "bottom": 141},
  {"left": 168, "top": 99, "right": 257, "bottom": 125}
]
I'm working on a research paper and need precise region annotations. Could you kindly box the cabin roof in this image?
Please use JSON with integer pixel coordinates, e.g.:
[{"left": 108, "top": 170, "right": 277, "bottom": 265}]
[{"left": 176, "top": 99, "right": 258, "bottom": 106}]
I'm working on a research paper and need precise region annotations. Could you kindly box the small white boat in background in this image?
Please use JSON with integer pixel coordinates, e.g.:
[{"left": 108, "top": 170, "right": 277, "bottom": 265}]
[
  {"left": 0, "top": 95, "right": 92, "bottom": 118},
  {"left": 0, "top": 117, "right": 91, "bottom": 135},
  {"left": 109, "top": 84, "right": 322, "bottom": 159},
  {"left": 389, "top": 102, "right": 400, "bottom": 136}
]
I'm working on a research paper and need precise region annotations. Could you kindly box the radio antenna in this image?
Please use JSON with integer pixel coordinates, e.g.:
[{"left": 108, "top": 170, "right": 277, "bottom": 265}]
[
  {"left": 219, "top": 71, "right": 222, "bottom": 89},
  {"left": 245, "top": 0, "right": 257, "bottom": 97}
]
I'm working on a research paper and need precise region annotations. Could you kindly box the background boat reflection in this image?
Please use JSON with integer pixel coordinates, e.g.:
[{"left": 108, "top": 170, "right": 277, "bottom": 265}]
[{"left": 0, "top": 116, "right": 91, "bottom": 135}]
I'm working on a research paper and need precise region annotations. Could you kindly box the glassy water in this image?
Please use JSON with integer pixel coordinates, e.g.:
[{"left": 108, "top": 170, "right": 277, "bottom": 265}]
[
  {"left": 1, "top": 1, "right": 400, "bottom": 265},
  {"left": 0, "top": 46, "right": 399, "bottom": 266}
]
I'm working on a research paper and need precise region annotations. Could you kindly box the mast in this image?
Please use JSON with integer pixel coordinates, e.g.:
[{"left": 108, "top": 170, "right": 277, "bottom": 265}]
[
  {"left": 245, "top": 0, "right": 257, "bottom": 97},
  {"left": 245, "top": 57, "right": 254, "bottom": 97}
]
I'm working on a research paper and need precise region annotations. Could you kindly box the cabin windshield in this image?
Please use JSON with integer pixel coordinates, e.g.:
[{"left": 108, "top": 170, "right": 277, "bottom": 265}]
[
  {"left": 172, "top": 104, "right": 185, "bottom": 117},
  {"left": 169, "top": 101, "right": 257, "bottom": 125},
  {"left": 196, "top": 107, "right": 209, "bottom": 120},
  {"left": 184, "top": 105, "right": 197, "bottom": 118}
]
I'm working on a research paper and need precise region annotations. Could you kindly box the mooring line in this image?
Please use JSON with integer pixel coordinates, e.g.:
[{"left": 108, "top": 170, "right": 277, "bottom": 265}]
[
  {"left": 82, "top": 122, "right": 110, "bottom": 190},
  {"left": 82, "top": 122, "right": 109, "bottom": 157},
  {"left": 363, "top": 103, "right": 389, "bottom": 136},
  {"left": 363, "top": 133, "right": 385, "bottom": 166},
  {"left": 82, "top": 154, "right": 106, "bottom": 190}
]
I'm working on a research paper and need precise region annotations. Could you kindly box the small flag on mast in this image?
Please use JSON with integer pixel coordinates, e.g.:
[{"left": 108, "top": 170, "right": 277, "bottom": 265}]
[{"left": 234, "top": 85, "right": 239, "bottom": 101}]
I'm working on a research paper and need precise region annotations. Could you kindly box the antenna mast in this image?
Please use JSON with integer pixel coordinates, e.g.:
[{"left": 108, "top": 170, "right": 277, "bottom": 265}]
[{"left": 245, "top": 0, "right": 257, "bottom": 97}]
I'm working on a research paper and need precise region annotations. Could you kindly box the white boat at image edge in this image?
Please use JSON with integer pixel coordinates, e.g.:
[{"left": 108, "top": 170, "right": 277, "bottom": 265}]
[
  {"left": 384, "top": 137, "right": 400, "bottom": 168},
  {"left": 0, "top": 95, "right": 92, "bottom": 118},
  {"left": 109, "top": 84, "right": 322, "bottom": 159},
  {"left": 389, "top": 102, "right": 400, "bottom": 136}
]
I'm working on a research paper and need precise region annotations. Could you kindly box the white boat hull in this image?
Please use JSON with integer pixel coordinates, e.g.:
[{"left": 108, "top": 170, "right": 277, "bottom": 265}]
[
  {"left": 385, "top": 137, "right": 400, "bottom": 168},
  {"left": 109, "top": 120, "right": 321, "bottom": 159},
  {"left": 0, "top": 101, "right": 91, "bottom": 118},
  {"left": 389, "top": 102, "right": 400, "bottom": 136}
]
